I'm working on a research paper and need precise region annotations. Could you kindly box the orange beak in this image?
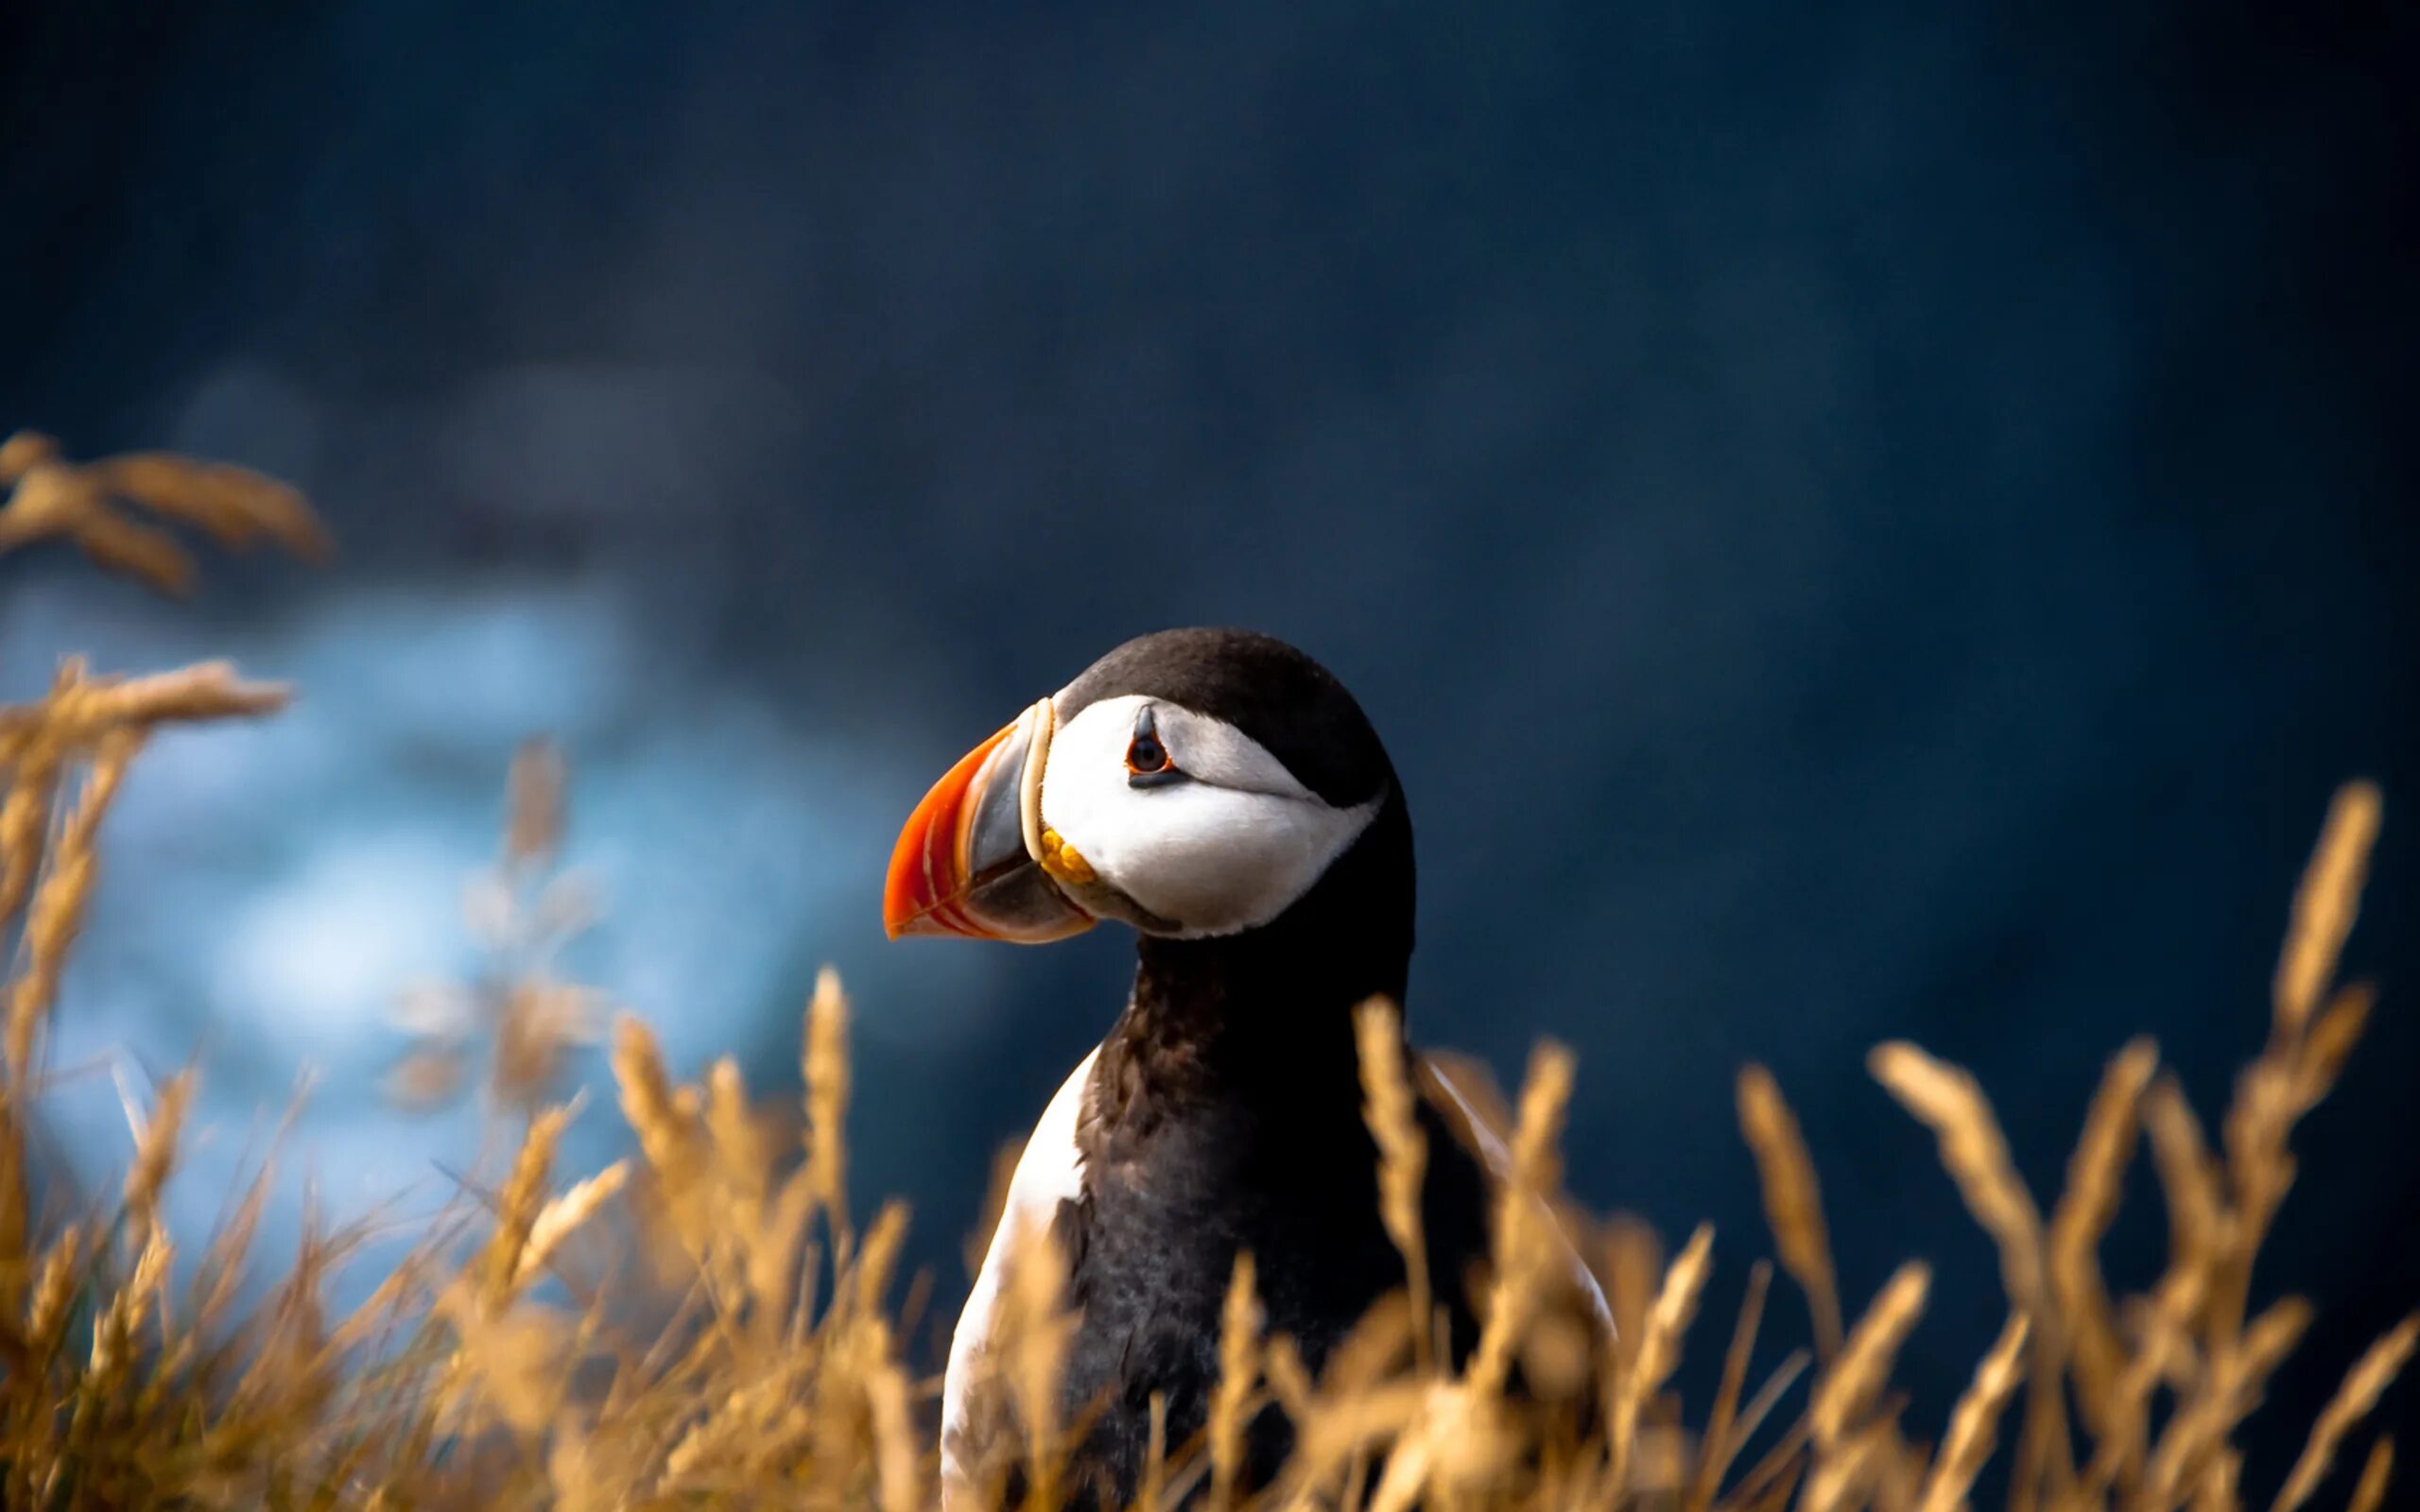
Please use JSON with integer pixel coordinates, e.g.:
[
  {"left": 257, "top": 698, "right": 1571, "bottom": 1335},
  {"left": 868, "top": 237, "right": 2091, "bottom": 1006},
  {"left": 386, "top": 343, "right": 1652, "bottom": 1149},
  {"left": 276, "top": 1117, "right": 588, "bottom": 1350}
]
[{"left": 883, "top": 699, "right": 1096, "bottom": 943}]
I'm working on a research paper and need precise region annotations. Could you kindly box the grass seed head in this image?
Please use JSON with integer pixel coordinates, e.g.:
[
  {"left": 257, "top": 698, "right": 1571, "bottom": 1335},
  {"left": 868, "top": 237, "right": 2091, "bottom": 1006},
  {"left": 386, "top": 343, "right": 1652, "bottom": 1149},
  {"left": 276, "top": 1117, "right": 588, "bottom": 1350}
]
[
  {"left": 1869, "top": 1043, "right": 2048, "bottom": 1320},
  {"left": 482, "top": 1101, "right": 576, "bottom": 1307},
  {"left": 1609, "top": 1224, "right": 1714, "bottom": 1494},
  {"left": 805, "top": 965, "right": 853, "bottom": 1233},
  {"left": 2273, "top": 1314, "right": 2419, "bottom": 1512},
  {"left": 123, "top": 1067, "right": 194, "bottom": 1246},
  {"left": 1916, "top": 1312, "right": 2030, "bottom": 1512},
  {"left": 1356, "top": 997, "right": 1430, "bottom": 1368},
  {"left": 1813, "top": 1262, "right": 1930, "bottom": 1446},
  {"left": 516, "top": 1160, "right": 628, "bottom": 1291},
  {"left": 1737, "top": 1062, "right": 1843, "bottom": 1360},
  {"left": 2273, "top": 781, "right": 2381, "bottom": 1037},
  {"left": 1002, "top": 1210, "right": 1077, "bottom": 1506},
  {"left": 1211, "top": 1250, "right": 1264, "bottom": 1510},
  {"left": 2345, "top": 1436, "right": 2394, "bottom": 1512},
  {"left": 2049, "top": 1038, "right": 2157, "bottom": 1433}
]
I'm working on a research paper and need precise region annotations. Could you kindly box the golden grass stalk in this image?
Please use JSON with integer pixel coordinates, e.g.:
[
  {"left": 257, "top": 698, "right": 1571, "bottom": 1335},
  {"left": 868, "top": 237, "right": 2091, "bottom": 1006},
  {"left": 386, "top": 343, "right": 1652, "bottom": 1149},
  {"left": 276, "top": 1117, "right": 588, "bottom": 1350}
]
[
  {"left": 865, "top": 1335, "right": 924, "bottom": 1512},
  {"left": 1, "top": 662, "right": 286, "bottom": 765},
  {"left": 442, "top": 1287, "right": 573, "bottom": 1436},
  {"left": 1211, "top": 1251, "right": 1263, "bottom": 1511},
  {"left": 611, "top": 1014, "right": 713, "bottom": 1263},
  {"left": 1468, "top": 1041, "right": 1575, "bottom": 1400},
  {"left": 0, "top": 740, "right": 56, "bottom": 928},
  {"left": 2148, "top": 1296, "right": 2313, "bottom": 1505},
  {"left": 2080, "top": 1277, "right": 2195, "bottom": 1501},
  {"left": 1263, "top": 1333, "right": 1314, "bottom": 1419},
  {"left": 4, "top": 662, "right": 285, "bottom": 956},
  {"left": 480, "top": 1102, "right": 576, "bottom": 1307},
  {"left": 852, "top": 1199, "right": 910, "bottom": 1320},
  {"left": 0, "top": 431, "right": 330, "bottom": 595},
  {"left": 0, "top": 430, "right": 58, "bottom": 480},
  {"left": 1609, "top": 1223, "right": 1714, "bottom": 1495},
  {"left": 1717, "top": 1347, "right": 1814, "bottom": 1506},
  {"left": 2198, "top": 1449, "right": 2243, "bottom": 1512},
  {"left": 1356, "top": 997, "right": 1431, "bottom": 1371},
  {"left": 2216, "top": 1063, "right": 2300, "bottom": 1349},
  {"left": 0, "top": 452, "right": 194, "bottom": 594},
  {"left": 88, "top": 1228, "right": 174, "bottom": 1385},
  {"left": 6, "top": 727, "right": 143, "bottom": 1074},
  {"left": 2272, "top": 1314, "right": 2419, "bottom": 1512},
  {"left": 122, "top": 1067, "right": 194, "bottom": 1246},
  {"left": 2292, "top": 982, "right": 2370, "bottom": 1115},
  {"left": 1868, "top": 1044, "right": 2047, "bottom": 1323},
  {"left": 805, "top": 965, "right": 853, "bottom": 1239},
  {"left": 1915, "top": 1312, "right": 2030, "bottom": 1512},
  {"left": 1603, "top": 1213, "right": 1665, "bottom": 1365},
  {"left": 1800, "top": 1422, "right": 1883, "bottom": 1512},
  {"left": 1812, "top": 1262, "right": 1929, "bottom": 1446},
  {"left": 71, "top": 659, "right": 290, "bottom": 727},
  {"left": 2048, "top": 1038, "right": 2157, "bottom": 1434},
  {"left": 1685, "top": 1259, "right": 1772, "bottom": 1512},
  {"left": 1364, "top": 1398, "right": 1447, "bottom": 1512},
  {"left": 1869, "top": 1040, "right": 2070, "bottom": 1503},
  {"left": 2345, "top": 1437, "right": 2394, "bottom": 1512},
  {"left": 1737, "top": 1062, "right": 1843, "bottom": 1361},
  {"left": 2206, "top": 782, "right": 2386, "bottom": 1357},
  {"left": 753, "top": 1164, "right": 819, "bottom": 1328},
  {"left": 1142, "top": 1392, "right": 1169, "bottom": 1512},
  {"left": 514, "top": 1160, "right": 627, "bottom": 1290},
  {"left": 707, "top": 1056, "right": 769, "bottom": 1228},
  {"left": 1003, "top": 1211, "right": 1077, "bottom": 1510},
  {"left": 2273, "top": 781, "right": 2381, "bottom": 1038},
  {"left": 2141, "top": 1073, "right": 2226, "bottom": 1308},
  {"left": 26, "top": 1223, "right": 83, "bottom": 1347},
  {"left": 1504, "top": 1042, "right": 1573, "bottom": 1202}
]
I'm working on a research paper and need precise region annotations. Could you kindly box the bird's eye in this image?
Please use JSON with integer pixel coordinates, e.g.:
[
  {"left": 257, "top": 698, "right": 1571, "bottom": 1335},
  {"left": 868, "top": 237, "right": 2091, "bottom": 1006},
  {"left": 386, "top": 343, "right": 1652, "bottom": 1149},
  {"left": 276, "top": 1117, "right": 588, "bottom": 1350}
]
[{"left": 1125, "top": 708, "right": 1180, "bottom": 786}]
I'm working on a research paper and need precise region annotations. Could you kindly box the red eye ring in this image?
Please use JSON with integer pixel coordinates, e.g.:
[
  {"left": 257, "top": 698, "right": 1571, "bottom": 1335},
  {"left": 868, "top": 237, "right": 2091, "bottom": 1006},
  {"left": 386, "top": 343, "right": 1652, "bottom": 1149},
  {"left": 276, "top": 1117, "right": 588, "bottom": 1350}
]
[
  {"left": 1124, "top": 706, "right": 1180, "bottom": 784},
  {"left": 1125, "top": 730, "right": 1171, "bottom": 776}
]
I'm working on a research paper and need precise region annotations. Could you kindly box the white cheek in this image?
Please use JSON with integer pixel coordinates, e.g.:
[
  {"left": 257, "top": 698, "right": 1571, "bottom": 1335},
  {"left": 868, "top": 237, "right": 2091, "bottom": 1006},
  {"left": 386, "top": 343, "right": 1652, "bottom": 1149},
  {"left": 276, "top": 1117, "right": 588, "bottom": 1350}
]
[
  {"left": 1041, "top": 697, "right": 1378, "bottom": 937},
  {"left": 1086, "top": 785, "right": 1374, "bottom": 936}
]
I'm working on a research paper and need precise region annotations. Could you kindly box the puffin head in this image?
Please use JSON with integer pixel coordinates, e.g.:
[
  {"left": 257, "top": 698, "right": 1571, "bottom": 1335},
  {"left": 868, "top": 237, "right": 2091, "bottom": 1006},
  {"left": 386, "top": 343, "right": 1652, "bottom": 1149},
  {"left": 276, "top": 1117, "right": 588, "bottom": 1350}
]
[{"left": 884, "top": 628, "right": 1405, "bottom": 946}]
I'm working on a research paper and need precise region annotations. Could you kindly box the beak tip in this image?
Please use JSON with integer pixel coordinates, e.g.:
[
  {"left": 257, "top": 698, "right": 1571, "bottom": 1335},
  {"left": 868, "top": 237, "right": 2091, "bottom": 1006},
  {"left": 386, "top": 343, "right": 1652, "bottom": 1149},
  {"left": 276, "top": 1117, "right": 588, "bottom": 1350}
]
[
  {"left": 881, "top": 705, "right": 1095, "bottom": 947},
  {"left": 880, "top": 897, "right": 939, "bottom": 939},
  {"left": 881, "top": 718, "right": 1015, "bottom": 945},
  {"left": 880, "top": 856, "right": 938, "bottom": 940}
]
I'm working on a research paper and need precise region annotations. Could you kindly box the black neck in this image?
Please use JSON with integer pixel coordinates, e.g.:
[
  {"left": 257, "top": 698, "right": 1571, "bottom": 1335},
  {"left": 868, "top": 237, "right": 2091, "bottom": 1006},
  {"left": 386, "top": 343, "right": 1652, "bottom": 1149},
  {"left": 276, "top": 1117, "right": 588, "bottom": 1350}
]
[{"left": 1100, "top": 792, "right": 1415, "bottom": 1115}]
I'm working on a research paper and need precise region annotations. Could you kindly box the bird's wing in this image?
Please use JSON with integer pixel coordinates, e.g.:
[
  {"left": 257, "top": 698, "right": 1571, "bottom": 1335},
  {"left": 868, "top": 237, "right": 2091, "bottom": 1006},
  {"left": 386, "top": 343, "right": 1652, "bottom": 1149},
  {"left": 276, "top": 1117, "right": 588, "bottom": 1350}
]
[
  {"left": 1418, "top": 1051, "right": 1617, "bottom": 1345},
  {"left": 942, "top": 1045, "right": 1099, "bottom": 1505}
]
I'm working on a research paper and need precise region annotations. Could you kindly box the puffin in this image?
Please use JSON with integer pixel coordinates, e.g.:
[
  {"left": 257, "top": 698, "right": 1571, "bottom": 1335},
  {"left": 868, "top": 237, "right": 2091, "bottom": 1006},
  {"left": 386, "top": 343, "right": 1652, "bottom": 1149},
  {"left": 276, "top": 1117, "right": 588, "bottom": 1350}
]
[{"left": 884, "top": 628, "right": 1609, "bottom": 1507}]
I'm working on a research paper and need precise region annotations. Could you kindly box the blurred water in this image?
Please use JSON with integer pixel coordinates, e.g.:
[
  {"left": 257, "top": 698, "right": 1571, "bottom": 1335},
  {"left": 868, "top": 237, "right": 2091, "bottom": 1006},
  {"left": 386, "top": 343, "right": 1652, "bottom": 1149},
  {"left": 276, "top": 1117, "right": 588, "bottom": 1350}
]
[{"left": 4, "top": 570, "right": 1000, "bottom": 1305}]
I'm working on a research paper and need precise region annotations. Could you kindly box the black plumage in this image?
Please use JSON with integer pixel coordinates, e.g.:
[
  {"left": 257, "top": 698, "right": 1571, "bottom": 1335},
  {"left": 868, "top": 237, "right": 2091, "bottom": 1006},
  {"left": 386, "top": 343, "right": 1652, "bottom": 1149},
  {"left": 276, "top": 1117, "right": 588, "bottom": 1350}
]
[
  {"left": 926, "top": 629, "right": 1605, "bottom": 1509},
  {"left": 1055, "top": 820, "right": 1499, "bottom": 1501},
  {"left": 1053, "top": 627, "right": 1393, "bottom": 811},
  {"left": 1042, "top": 633, "right": 1497, "bottom": 1504}
]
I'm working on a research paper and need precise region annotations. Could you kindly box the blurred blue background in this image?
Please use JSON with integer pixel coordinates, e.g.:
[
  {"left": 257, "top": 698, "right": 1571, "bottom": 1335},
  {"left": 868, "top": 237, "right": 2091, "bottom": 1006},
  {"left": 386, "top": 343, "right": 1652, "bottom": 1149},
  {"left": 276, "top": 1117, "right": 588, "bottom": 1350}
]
[{"left": 3, "top": 0, "right": 2413, "bottom": 1488}]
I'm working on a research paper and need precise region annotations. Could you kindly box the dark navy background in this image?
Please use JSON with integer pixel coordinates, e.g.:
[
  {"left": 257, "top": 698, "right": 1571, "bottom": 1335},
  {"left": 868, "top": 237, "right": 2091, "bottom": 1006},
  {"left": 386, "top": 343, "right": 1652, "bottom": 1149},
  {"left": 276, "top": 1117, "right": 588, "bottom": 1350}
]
[{"left": 4, "top": 1, "right": 2414, "bottom": 1489}]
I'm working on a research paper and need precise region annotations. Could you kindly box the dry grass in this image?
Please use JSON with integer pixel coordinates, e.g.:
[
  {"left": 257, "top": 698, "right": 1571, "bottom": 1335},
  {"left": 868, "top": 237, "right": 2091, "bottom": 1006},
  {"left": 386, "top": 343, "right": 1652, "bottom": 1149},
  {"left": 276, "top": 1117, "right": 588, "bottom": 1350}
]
[
  {"left": 390, "top": 736, "right": 613, "bottom": 1114},
  {"left": 0, "top": 442, "right": 2408, "bottom": 1508},
  {"left": 0, "top": 430, "right": 330, "bottom": 596}
]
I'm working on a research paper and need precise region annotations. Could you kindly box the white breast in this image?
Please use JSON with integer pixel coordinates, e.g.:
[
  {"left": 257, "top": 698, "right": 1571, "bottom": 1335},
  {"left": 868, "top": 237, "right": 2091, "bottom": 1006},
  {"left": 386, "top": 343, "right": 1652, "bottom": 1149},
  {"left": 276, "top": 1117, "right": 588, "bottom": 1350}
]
[{"left": 942, "top": 1047, "right": 1098, "bottom": 1505}]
